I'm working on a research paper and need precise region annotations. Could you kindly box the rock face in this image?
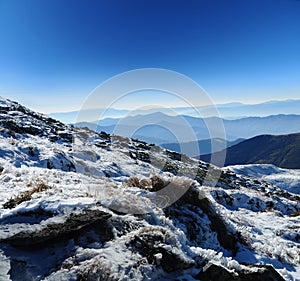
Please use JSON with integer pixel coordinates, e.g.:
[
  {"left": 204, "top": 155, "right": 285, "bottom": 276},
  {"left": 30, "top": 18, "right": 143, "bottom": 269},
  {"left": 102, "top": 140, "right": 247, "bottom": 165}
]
[
  {"left": 197, "top": 262, "right": 285, "bottom": 281},
  {"left": 2, "top": 209, "right": 111, "bottom": 246},
  {"left": 197, "top": 263, "right": 234, "bottom": 281}
]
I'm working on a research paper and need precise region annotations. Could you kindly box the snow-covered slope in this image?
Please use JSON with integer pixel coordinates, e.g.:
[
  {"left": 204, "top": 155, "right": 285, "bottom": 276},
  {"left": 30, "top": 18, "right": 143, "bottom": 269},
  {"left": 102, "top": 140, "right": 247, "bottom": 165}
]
[
  {"left": 0, "top": 96, "right": 299, "bottom": 280},
  {"left": 227, "top": 164, "right": 300, "bottom": 194}
]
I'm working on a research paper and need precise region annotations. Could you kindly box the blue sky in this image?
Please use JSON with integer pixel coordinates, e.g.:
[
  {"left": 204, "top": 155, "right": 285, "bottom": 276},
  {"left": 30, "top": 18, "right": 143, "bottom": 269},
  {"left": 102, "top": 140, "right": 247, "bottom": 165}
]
[{"left": 0, "top": 0, "right": 299, "bottom": 113}]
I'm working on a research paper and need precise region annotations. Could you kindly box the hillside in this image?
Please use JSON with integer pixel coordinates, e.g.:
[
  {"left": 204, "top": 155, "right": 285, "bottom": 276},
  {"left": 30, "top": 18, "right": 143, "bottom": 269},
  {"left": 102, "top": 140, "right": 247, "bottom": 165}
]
[
  {"left": 0, "top": 97, "right": 300, "bottom": 280},
  {"left": 201, "top": 133, "right": 300, "bottom": 169},
  {"left": 226, "top": 164, "right": 300, "bottom": 194}
]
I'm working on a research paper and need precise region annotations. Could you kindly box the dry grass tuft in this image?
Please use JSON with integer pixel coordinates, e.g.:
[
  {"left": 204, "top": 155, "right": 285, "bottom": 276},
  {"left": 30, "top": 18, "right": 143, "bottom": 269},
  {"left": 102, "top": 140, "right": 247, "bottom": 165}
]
[
  {"left": 3, "top": 180, "right": 51, "bottom": 209},
  {"left": 289, "top": 210, "right": 300, "bottom": 217},
  {"left": 125, "top": 175, "right": 169, "bottom": 192}
]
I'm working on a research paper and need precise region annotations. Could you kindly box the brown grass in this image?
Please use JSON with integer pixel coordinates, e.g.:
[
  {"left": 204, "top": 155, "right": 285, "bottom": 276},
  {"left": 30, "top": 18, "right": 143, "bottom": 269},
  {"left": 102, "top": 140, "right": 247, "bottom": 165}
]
[
  {"left": 125, "top": 175, "right": 169, "bottom": 192},
  {"left": 289, "top": 210, "right": 300, "bottom": 217},
  {"left": 3, "top": 180, "right": 51, "bottom": 209},
  {"left": 125, "top": 176, "right": 150, "bottom": 190}
]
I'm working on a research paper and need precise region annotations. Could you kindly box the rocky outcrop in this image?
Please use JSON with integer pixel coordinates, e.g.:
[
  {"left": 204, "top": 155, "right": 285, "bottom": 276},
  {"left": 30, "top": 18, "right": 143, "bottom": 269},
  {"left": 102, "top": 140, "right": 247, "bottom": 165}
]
[
  {"left": 2, "top": 209, "right": 111, "bottom": 246},
  {"left": 171, "top": 186, "right": 239, "bottom": 253},
  {"left": 130, "top": 227, "right": 194, "bottom": 272},
  {"left": 196, "top": 262, "right": 285, "bottom": 281}
]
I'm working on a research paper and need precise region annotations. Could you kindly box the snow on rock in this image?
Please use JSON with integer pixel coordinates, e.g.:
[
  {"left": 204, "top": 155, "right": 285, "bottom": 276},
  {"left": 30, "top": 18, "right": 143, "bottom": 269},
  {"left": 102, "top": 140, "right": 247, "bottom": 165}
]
[
  {"left": 227, "top": 164, "right": 300, "bottom": 194},
  {"left": 0, "top": 96, "right": 300, "bottom": 280}
]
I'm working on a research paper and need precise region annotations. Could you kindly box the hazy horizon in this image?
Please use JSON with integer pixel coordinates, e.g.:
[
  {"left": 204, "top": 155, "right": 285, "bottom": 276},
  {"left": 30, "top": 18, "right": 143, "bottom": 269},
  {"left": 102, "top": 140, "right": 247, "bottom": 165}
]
[
  {"left": 47, "top": 98, "right": 300, "bottom": 114},
  {"left": 46, "top": 98, "right": 300, "bottom": 124}
]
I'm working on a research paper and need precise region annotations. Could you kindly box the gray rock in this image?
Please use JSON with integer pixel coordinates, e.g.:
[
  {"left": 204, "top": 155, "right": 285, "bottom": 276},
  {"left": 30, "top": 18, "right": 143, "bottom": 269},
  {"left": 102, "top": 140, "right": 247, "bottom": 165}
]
[
  {"left": 2, "top": 209, "right": 111, "bottom": 246},
  {"left": 196, "top": 262, "right": 285, "bottom": 281}
]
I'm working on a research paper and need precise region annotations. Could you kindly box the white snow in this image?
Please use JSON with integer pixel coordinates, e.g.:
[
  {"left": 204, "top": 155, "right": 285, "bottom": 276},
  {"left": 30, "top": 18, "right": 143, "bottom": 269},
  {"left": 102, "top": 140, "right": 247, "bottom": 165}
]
[
  {"left": 227, "top": 164, "right": 300, "bottom": 194},
  {"left": 0, "top": 96, "right": 299, "bottom": 280}
]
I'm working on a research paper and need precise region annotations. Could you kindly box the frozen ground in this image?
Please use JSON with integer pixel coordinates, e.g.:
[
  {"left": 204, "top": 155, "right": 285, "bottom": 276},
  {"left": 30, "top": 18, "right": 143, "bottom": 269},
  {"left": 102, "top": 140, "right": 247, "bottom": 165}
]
[
  {"left": 227, "top": 164, "right": 300, "bottom": 194},
  {"left": 0, "top": 96, "right": 299, "bottom": 280}
]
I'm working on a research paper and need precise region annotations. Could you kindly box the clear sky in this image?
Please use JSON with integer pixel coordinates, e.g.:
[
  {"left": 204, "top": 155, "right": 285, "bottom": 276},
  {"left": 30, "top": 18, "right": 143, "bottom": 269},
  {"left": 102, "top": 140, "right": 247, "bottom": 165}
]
[{"left": 0, "top": 0, "right": 299, "bottom": 113}]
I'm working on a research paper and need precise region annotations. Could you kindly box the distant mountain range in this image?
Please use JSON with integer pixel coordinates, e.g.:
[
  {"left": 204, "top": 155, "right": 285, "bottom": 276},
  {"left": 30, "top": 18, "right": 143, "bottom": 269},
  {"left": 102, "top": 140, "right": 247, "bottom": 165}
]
[
  {"left": 161, "top": 138, "right": 244, "bottom": 157},
  {"left": 49, "top": 99, "right": 300, "bottom": 124},
  {"left": 201, "top": 132, "right": 300, "bottom": 169},
  {"left": 75, "top": 112, "right": 300, "bottom": 144}
]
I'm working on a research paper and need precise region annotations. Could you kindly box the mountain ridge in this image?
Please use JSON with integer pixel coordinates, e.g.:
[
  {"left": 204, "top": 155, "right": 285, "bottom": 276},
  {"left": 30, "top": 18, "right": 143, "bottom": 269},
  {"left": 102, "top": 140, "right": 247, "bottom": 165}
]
[
  {"left": 201, "top": 132, "right": 300, "bottom": 169},
  {"left": 49, "top": 99, "right": 300, "bottom": 123},
  {"left": 161, "top": 138, "right": 245, "bottom": 157},
  {"left": 76, "top": 112, "right": 300, "bottom": 143}
]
